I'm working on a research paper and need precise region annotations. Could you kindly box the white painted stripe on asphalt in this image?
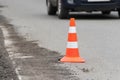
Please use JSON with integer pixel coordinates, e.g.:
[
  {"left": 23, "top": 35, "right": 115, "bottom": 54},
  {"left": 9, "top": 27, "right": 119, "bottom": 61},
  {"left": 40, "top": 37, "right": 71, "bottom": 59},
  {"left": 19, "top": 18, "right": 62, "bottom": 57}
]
[
  {"left": 69, "top": 27, "right": 76, "bottom": 33},
  {"left": 0, "top": 26, "right": 22, "bottom": 80},
  {"left": 67, "top": 42, "right": 78, "bottom": 48}
]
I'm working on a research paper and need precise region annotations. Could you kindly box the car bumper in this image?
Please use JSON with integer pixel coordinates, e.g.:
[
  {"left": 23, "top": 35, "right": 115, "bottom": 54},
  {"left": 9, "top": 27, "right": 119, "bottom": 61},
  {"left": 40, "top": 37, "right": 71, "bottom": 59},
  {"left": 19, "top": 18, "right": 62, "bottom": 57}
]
[{"left": 61, "top": 0, "right": 120, "bottom": 11}]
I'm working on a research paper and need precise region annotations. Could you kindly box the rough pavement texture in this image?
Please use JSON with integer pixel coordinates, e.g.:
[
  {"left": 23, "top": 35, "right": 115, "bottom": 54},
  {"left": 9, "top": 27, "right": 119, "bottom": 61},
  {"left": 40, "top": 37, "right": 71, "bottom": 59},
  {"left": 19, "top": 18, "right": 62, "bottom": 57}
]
[
  {"left": 0, "top": 16, "right": 18, "bottom": 80},
  {"left": 0, "top": 6, "right": 79, "bottom": 80},
  {"left": 1, "top": 17, "right": 79, "bottom": 80}
]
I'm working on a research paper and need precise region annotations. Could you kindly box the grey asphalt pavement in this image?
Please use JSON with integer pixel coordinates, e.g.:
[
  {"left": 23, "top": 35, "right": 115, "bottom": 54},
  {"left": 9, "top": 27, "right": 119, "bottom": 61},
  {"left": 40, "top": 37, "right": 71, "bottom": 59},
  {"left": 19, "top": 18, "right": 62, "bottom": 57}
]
[{"left": 0, "top": 0, "right": 120, "bottom": 80}]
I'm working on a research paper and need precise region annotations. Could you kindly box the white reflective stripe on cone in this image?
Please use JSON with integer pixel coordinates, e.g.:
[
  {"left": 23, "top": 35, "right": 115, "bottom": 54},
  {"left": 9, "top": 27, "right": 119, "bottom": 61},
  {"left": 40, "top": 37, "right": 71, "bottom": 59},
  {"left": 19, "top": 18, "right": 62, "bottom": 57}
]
[
  {"left": 69, "top": 27, "right": 76, "bottom": 33},
  {"left": 67, "top": 42, "right": 78, "bottom": 48}
]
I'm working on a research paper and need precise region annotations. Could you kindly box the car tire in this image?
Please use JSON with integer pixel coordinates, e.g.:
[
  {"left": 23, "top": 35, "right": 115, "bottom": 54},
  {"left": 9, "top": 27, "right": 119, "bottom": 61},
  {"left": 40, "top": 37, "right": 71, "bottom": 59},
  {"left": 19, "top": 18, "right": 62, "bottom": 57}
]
[
  {"left": 47, "top": 0, "right": 57, "bottom": 15},
  {"left": 102, "top": 11, "right": 111, "bottom": 15},
  {"left": 58, "top": 0, "right": 68, "bottom": 19},
  {"left": 118, "top": 10, "right": 120, "bottom": 18}
]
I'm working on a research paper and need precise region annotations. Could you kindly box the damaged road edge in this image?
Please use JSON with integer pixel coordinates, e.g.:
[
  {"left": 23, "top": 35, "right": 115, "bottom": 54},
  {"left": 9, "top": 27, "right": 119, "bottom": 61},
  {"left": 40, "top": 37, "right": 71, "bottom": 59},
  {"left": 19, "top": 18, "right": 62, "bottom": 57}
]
[
  {"left": 0, "top": 15, "right": 79, "bottom": 80},
  {"left": 0, "top": 25, "right": 21, "bottom": 80}
]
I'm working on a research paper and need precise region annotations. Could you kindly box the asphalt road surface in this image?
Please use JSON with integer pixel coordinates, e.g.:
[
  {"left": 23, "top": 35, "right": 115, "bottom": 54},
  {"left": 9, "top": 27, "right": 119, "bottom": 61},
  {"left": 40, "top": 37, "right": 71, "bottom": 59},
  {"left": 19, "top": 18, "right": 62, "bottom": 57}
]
[{"left": 0, "top": 0, "right": 120, "bottom": 80}]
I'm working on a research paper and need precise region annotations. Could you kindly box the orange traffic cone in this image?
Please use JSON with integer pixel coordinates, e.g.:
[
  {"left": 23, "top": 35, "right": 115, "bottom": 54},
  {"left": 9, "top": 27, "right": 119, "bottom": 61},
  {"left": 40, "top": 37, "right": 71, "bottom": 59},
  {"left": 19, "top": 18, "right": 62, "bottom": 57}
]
[{"left": 60, "top": 18, "right": 85, "bottom": 63}]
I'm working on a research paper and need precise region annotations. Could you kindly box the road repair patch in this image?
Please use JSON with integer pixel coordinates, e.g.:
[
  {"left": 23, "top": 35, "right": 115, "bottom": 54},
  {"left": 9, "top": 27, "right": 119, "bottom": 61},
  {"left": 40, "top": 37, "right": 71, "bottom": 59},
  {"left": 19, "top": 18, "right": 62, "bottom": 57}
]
[
  {"left": 0, "top": 16, "right": 18, "bottom": 80},
  {"left": 0, "top": 15, "right": 79, "bottom": 80}
]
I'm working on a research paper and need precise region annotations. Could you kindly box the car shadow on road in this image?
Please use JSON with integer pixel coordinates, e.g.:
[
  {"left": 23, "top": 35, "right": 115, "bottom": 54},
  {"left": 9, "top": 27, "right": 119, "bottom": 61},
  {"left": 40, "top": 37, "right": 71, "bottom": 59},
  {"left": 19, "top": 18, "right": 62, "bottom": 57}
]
[
  {"left": 40, "top": 12, "right": 119, "bottom": 20},
  {"left": 68, "top": 13, "right": 119, "bottom": 20}
]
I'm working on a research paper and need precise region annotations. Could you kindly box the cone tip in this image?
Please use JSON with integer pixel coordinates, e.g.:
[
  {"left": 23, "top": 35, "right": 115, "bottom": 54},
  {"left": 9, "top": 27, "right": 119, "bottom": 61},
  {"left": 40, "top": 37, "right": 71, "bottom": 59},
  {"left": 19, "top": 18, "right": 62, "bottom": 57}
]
[{"left": 70, "top": 18, "right": 76, "bottom": 26}]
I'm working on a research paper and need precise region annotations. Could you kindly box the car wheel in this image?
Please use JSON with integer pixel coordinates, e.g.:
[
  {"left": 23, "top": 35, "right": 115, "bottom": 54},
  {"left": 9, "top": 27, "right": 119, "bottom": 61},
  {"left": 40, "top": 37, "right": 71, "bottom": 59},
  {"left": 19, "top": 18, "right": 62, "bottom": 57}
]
[
  {"left": 47, "top": 0, "right": 57, "bottom": 15},
  {"left": 58, "top": 0, "right": 68, "bottom": 19},
  {"left": 102, "top": 11, "right": 111, "bottom": 15},
  {"left": 118, "top": 10, "right": 120, "bottom": 18}
]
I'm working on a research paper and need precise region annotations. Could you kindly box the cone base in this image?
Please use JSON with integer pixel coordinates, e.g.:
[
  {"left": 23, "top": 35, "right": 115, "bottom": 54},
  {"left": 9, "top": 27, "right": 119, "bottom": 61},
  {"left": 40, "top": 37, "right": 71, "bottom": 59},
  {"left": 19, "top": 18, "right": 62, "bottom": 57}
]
[{"left": 60, "top": 56, "right": 85, "bottom": 63}]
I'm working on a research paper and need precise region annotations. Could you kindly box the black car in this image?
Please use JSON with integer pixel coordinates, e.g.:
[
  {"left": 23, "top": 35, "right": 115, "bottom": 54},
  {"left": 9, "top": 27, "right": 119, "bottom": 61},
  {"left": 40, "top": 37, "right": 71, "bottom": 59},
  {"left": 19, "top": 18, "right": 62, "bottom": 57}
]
[{"left": 46, "top": 0, "right": 120, "bottom": 19}]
